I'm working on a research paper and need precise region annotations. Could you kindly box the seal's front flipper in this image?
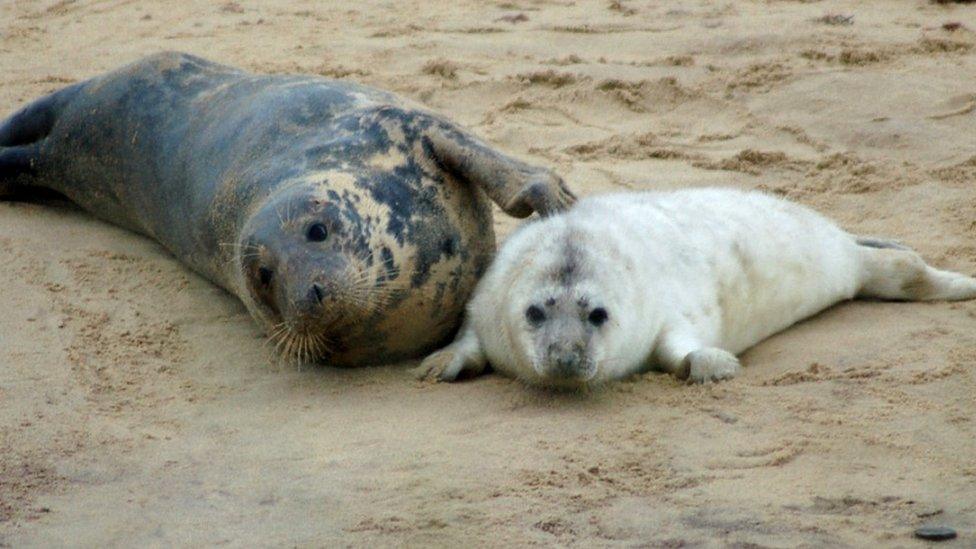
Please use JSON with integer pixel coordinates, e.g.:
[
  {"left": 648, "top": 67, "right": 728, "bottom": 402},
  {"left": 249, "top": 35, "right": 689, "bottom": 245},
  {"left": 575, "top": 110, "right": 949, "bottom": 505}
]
[
  {"left": 423, "top": 124, "right": 576, "bottom": 218},
  {"left": 652, "top": 328, "right": 741, "bottom": 384},
  {"left": 681, "top": 348, "right": 741, "bottom": 384},
  {"left": 412, "top": 320, "right": 488, "bottom": 382},
  {"left": 0, "top": 144, "right": 40, "bottom": 197}
]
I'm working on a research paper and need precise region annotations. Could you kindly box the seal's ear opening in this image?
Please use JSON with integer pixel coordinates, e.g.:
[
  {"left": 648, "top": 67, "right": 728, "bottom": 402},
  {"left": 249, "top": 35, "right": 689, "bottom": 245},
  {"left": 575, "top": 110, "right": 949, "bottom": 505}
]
[{"left": 422, "top": 124, "right": 576, "bottom": 218}]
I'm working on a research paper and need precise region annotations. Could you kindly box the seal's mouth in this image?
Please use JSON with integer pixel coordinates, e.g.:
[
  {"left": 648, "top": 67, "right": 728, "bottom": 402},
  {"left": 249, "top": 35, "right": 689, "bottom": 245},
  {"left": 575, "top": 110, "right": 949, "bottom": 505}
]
[
  {"left": 533, "top": 356, "right": 598, "bottom": 386},
  {"left": 267, "top": 320, "right": 336, "bottom": 364},
  {"left": 530, "top": 361, "right": 599, "bottom": 391}
]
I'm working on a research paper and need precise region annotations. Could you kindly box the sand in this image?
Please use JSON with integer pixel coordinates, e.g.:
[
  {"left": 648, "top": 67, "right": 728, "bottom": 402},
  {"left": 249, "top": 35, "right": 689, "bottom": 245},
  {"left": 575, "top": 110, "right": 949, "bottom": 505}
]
[{"left": 2, "top": 0, "right": 975, "bottom": 546}]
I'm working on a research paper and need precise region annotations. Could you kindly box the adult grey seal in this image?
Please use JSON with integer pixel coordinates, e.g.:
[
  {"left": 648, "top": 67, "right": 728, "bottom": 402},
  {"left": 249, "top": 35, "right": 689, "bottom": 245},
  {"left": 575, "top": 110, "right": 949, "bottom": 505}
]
[
  {"left": 0, "top": 52, "right": 575, "bottom": 366},
  {"left": 416, "top": 188, "right": 976, "bottom": 388}
]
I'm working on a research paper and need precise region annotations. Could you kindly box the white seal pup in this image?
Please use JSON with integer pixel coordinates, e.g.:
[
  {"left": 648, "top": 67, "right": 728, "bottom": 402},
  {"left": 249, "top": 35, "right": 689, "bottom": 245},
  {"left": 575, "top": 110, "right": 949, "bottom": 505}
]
[{"left": 415, "top": 188, "right": 976, "bottom": 388}]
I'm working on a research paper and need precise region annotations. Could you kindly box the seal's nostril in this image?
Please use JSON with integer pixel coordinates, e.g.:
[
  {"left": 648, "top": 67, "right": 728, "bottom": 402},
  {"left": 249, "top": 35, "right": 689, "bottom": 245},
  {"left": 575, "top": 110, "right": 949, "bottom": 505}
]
[
  {"left": 258, "top": 267, "right": 273, "bottom": 287},
  {"left": 551, "top": 348, "right": 584, "bottom": 377},
  {"left": 558, "top": 353, "right": 579, "bottom": 370},
  {"left": 311, "top": 283, "right": 325, "bottom": 304}
]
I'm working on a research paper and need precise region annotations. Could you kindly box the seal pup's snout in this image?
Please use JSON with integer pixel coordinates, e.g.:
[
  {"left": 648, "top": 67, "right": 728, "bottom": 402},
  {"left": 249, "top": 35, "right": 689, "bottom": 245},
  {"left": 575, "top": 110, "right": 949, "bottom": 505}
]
[
  {"left": 549, "top": 343, "right": 585, "bottom": 378},
  {"left": 545, "top": 342, "right": 592, "bottom": 380}
]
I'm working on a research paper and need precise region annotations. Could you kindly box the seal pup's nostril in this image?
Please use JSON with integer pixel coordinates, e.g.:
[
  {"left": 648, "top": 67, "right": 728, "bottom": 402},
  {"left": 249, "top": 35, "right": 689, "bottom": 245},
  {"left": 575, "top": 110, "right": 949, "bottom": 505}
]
[
  {"left": 311, "top": 283, "right": 325, "bottom": 304},
  {"left": 555, "top": 352, "right": 581, "bottom": 374},
  {"left": 547, "top": 343, "right": 583, "bottom": 377}
]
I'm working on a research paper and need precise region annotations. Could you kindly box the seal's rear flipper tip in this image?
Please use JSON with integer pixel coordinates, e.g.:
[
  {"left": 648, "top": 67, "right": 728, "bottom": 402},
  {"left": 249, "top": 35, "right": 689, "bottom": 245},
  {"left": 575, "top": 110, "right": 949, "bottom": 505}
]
[
  {"left": 855, "top": 236, "right": 913, "bottom": 252},
  {"left": 0, "top": 144, "right": 40, "bottom": 198}
]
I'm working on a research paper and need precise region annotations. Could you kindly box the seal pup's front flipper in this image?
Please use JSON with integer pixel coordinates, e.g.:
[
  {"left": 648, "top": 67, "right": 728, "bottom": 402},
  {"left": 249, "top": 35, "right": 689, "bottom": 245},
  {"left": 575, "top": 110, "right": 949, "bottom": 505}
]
[
  {"left": 413, "top": 319, "right": 488, "bottom": 382},
  {"left": 423, "top": 123, "right": 575, "bottom": 218},
  {"left": 652, "top": 328, "right": 741, "bottom": 384}
]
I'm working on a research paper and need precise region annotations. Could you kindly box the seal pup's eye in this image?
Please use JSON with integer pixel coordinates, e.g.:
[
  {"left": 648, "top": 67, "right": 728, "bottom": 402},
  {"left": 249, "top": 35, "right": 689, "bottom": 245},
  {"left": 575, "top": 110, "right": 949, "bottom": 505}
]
[
  {"left": 525, "top": 305, "right": 546, "bottom": 325},
  {"left": 306, "top": 223, "right": 329, "bottom": 242},
  {"left": 588, "top": 307, "right": 608, "bottom": 327}
]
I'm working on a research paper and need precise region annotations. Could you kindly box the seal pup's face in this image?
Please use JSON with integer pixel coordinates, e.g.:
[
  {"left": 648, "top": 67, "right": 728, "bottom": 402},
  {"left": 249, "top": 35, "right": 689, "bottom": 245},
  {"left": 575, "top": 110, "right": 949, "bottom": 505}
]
[
  {"left": 236, "top": 184, "right": 395, "bottom": 363},
  {"left": 507, "top": 234, "right": 617, "bottom": 389},
  {"left": 519, "top": 287, "right": 611, "bottom": 388}
]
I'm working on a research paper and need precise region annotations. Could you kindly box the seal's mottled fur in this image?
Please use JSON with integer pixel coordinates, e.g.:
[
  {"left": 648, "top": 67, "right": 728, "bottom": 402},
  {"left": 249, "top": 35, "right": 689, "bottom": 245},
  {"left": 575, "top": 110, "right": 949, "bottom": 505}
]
[{"left": 0, "top": 52, "right": 574, "bottom": 366}]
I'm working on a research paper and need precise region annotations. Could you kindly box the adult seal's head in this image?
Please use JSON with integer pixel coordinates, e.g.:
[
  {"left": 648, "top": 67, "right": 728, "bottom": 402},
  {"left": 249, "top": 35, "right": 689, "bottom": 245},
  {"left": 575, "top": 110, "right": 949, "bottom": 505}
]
[
  {"left": 220, "top": 104, "right": 574, "bottom": 367},
  {"left": 0, "top": 52, "right": 576, "bottom": 367},
  {"left": 235, "top": 182, "right": 401, "bottom": 363},
  {"left": 228, "top": 148, "right": 488, "bottom": 367}
]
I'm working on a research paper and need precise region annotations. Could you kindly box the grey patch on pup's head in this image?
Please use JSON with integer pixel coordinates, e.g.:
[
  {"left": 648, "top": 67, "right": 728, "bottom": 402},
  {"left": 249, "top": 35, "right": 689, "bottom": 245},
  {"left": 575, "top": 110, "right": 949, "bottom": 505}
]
[{"left": 548, "top": 230, "right": 590, "bottom": 286}]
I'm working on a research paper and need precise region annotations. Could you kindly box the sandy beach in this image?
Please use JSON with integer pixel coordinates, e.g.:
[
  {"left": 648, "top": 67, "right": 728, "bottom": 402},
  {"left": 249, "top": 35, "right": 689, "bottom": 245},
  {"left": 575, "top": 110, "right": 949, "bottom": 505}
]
[{"left": 2, "top": 0, "right": 975, "bottom": 546}]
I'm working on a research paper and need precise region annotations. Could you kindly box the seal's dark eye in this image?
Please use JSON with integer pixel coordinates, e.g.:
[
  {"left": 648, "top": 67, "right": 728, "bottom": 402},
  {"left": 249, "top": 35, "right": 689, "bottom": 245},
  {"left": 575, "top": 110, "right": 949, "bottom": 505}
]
[
  {"left": 306, "top": 223, "right": 328, "bottom": 242},
  {"left": 526, "top": 305, "right": 546, "bottom": 324},
  {"left": 258, "top": 267, "right": 273, "bottom": 287},
  {"left": 588, "top": 307, "right": 608, "bottom": 327}
]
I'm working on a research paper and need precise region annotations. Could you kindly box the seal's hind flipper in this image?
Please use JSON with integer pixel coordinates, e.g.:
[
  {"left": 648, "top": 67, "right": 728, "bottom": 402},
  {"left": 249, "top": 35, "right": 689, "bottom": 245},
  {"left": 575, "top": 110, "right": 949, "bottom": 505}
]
[
  {"left": 0, "top": 83, "right": 80, "bottom": 197},
  {"left": 0, "top": 144, "right": 39, "bottom": 197},
  {"left": 0, "top": 144, "right": 38, "bottom": 175},
  {"left": 0, "top": 82, "right": 81, "bottom": 147},
  {"left": 858, "top": 247, "right": 976, "bottom": 302}
]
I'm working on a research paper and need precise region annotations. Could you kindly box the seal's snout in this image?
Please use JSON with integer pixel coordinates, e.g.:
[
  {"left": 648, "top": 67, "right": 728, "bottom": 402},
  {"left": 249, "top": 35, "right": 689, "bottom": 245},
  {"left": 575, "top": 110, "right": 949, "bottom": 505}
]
[
  {"left": 297, "top": 279, "right": 344, "bottom": 318},
  {"left": 240, "top": 238, "right": 343, "bottom": 327},
  {"left": 551, "top": 344, "right": 583, "bottom": 373},
  {"left": 295, "top": 284, "right": 323, "bottom": 315},
  {"left": 546, "top": 342, "right": 589, "bottom": 379},
  {"left": 292, "top": 276, "right": 338, "bottom": 319}
]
